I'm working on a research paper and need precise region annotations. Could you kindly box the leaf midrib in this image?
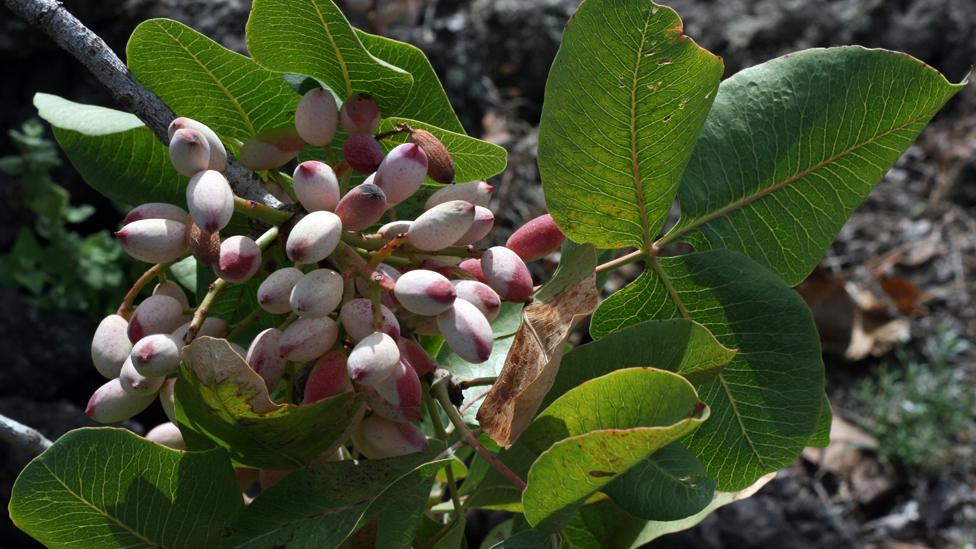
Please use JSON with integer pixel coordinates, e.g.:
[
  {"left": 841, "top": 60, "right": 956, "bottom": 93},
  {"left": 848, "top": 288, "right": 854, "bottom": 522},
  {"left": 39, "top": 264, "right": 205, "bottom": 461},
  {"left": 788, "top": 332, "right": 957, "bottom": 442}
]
[
  {"left": 661, "top": 115, "right": 927, "bottom": 246},
  {"left": 629, "top": 12, "right": 655, "bottom": 249},
  {"left": 309, "top": 0, "right": 353, "bottom": 97}
]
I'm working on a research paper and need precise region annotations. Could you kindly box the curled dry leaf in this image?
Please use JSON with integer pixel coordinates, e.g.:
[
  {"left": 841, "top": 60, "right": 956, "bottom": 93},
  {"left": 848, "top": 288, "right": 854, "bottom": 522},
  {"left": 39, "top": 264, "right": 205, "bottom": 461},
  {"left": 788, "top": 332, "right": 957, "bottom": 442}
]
[
  {"left": 477, "top": 273, "right": 598, "bottom": 447},
  {"left": 181, "top": 336, "right": 277, "bottom": 414}
]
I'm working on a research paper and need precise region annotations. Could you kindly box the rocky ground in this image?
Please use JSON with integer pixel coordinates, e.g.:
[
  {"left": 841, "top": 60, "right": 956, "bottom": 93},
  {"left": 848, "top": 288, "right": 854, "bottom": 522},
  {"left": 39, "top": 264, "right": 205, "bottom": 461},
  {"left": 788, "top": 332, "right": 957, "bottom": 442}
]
[{"left": 1, "top": 0, "right": 974, "bottom": 547}]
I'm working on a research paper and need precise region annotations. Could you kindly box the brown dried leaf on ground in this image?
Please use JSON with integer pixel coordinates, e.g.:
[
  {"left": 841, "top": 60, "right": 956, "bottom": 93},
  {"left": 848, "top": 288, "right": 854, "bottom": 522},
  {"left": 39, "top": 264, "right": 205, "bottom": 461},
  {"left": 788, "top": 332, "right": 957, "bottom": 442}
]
[{"left": 477, "top": 274, "right": 598, "bottom": 448}]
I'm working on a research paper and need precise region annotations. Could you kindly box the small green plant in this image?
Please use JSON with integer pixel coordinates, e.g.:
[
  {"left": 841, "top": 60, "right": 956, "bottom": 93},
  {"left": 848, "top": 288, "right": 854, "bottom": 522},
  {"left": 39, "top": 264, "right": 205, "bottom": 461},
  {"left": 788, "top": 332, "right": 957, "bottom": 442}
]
[
  {"left": 854, "top": 325, "right": 974, "bottom": 475},
  {"left": 4, "top": 0, "right": 968, "bottom": 546},
  {"left": 0, "top": 120, "right": 130, "bottom": 317}
]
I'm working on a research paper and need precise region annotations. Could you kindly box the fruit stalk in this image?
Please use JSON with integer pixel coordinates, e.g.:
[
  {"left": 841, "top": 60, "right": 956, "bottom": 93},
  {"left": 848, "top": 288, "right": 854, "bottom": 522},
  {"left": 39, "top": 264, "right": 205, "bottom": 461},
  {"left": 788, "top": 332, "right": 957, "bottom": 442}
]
[{"left": 117, "top": 262, "right": 171, "bottom": 318}]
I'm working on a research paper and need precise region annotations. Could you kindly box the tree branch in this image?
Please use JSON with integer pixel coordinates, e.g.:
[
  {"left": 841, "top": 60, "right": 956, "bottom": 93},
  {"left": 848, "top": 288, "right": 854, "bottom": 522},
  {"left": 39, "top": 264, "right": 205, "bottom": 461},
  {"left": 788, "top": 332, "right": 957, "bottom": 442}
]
[
  {"left": 0, "top": 413, "right": 53, "bottom": 456},
  {"left": 2, "top": 0, "right": 284, "bottom": 209}
]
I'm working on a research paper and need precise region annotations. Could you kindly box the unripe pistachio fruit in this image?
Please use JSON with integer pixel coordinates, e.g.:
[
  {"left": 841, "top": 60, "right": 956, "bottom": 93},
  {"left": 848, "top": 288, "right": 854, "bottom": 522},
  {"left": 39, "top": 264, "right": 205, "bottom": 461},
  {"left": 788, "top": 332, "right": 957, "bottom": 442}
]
[
  {"left": 437, "top": 298, "right": 493, "bottom": 363},
  {"left": 408, "top": 200, "right": 475, "bottom": 251},
  {"left": 373, "top": 143, "right": 428, "bottom": 205},
  {"left": 257, "top": 267, "right": 304, "bottom": 314},
  {"left": 122, "top": 202, "right": 189, "bottom": 225},
  {"left": 303, "top": 351, "right": 353, "bottom": 404},
  {"left": 128, "top": 295, "right": 184, "bottom": 343},
  {"left": 458, "top": 258, "right": 487, "bottom": 283},
  {"left": 378, "top": 220, "right": 412, "bottom": 240},
  {"left": 169, "top": 128, "right": 211, "bottom": 176},
  {"left": 91, "top": 314, "right": 133, "bottom": 379},
  {"left": 239, "top": 128, "right": 304, "bottom": 170},
  {"left": 153, "top": 281, "right": 190, "bottom": 310},
  {"left": 186, "top": 170, "right": 234, "bottom": 233},
  {"left": 145, "top": 422, "right": 186, "bottom": 450},
  {"left": 159, "top": 378, "right": 177, "bottom": 423},
  {"left": 131, "top": 333, "right": 182, "bottom": 377},
  {"left": 290, "top": 268, "right": 343, "bottom": 318},
  {"left": 481, "top": 246, "right": 534, "bottom": 303},
  {"left": 506, "top": 213, "right": 566, "bottom": 261},
  {"left": 168, "top": 117, "right": 227, "bottom": 171},
  {"left": 171, "top": 317, "right": 228, "bottom": 341},
  {"left": 279, "top": 317, "right": 338, "bottom": 362},
  {"left": 396, "top": 337, "right": 437, "bottom": 376},
  {"left": 361, "top": 360, "right": 422, "bottom": 422},
  {"left": 409, "top": 129, "right": 454, "bottom": 183},
  {"left": 293, "top": 161, "right": 340, "bottom": 213},
  {"left": 335, "top": 182, "right": 387, "bottom": 231},
  {"left": 295, "top": 88, "right": 339, "bottom": 146},
  {"left": 216, "top": 235, "right": 262, "bottom": 283},
  {"left": 352, "top": 414, "right": 429, "bottom": 459},
  {"left": 116, "top": 219, "right": 189, "bottom": 264},
  {"left": 454, "top": 206, "right": 494, "bottom": 245},
  {"left": 339, "top": 93, "right": 380, "bottom": 135},
  {"left": 452, "top": 280, "right": 501, "bottom": 321},
  {"left": 285, "top": 211, "right": 342, "bottom": 264},
  {"left": 119, "top": 356, "right": 165, "bottom": 395},
  {"left": 393, "top": 269, "right": 456, "bottom": 316},
  {"left": 342, "top": 134, "right": 385, "bottom": 174},
  {"left": 85, "top": 378, "right": 156, "bottom": 424},
  {"left": 246, "top": 328, "right": 286, "bottom": 390},
  {"left": 347, "top": 332, "right": 400, "bottom": 386},
  {"left": 425, "top": 180, "right": 493, "bottom": 209},
  {"left": 339, "top": 298, "right": 400, "bottom": 342}
]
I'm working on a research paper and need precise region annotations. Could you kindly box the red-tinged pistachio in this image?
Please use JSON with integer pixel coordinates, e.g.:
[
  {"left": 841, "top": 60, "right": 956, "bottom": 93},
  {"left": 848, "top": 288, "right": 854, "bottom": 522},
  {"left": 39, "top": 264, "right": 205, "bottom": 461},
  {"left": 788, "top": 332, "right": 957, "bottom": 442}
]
[
  {"left": 91, "top": 314, "right": 132, "bottom": 379},
  {"left": 246, "top": 328, "right": 286, "bottom": 390},
  {"left": 436, "top": 298, "right": 493, "bottom": 363},
  {"left": 257, "top": 267, "right": 304, "bottom": 314},
  {"left": 258, "top": 470, "right": 292, "bottom": 490},
  {"left": 279, "top": 317, "right": 338, "bottom": 362},
  {"left": 339, "top": 93, "right": 380, "bottom": 135},
  {"left": 418, "top": 258, "right": 475, "bottom": 281},
  {"left": 234, "top": 468, "right": 259, "bottom": 491},
  {"left": 352, "top": 414, "right": 429, "bottom": 459},
  {"left": 131, "top": 333, "right": 182, "bottom": 377},
  {"left": 122, "top": 202, "right": 189, "bottom": 225},
  {"left": 353, "top": 264, "right": 402, "bottom": 309},
  {"left": 458, "top": 257, "right": 487, "bottom": 283},
  {"left": 285, "top": 211, "right": 343, "bottom": 264},
  {"left": 119, "top": 356, "right": 165, "bottom": 395},
  {"left": 170, "top": 317, "right": 228, "bottom": 341},
  {"left": 408, "top": 129, "right": 454, "bottom": 183},
  {"left": 409, "top": 200, "right": 476, "bottom": 251},
  {"left": 290, "top": 268, "right": 343, "bottom": 318},
  {"left": 239, "top": 128, "right": 304, "bottom": 170},
  {"left": 303, "top": 351, "right": 353, "bottom": 404},
  {"left": 215, "top": 235, "right": 262, "bottom": 283},
  {"left": 169, "top": 128, "right": 211, "bottom": 176},
  {"left": 373, "top": 143, "right": 428, "bottom": 205},
  {"left": 506, "top": 213, "right": 566, "bottom": 262},
  {"left": 85, "top": 378, "right": 156, "bottom": 424},
  {"left": 393, "top": 269, "right": 456, "bottom": 316},
  {"left": 116, "top": 219, "right": 188, "bottom": 264},
  {"left": 128, "top": 295, "right": 184, "bottom": 343},
  {"left": 145, "top": 422, "right": 186, "bottom": 450},
  {"left": 480, "top": 246, "right": 534, "bottom": 303},
  {"left": 397, "top": 337, "right": 436, "bottom": 376},
  {"left": 454, "top": 206, "right": 494, "bottom": 245},
  {"left": 188, "top": 222, "right": 220, "bottom": 266},
  {"left": 335, "top": 182, "right": 387, "bottom": 231},
  {"left": 295, "top": 88, "right": 339, "bottom": 146},
  {"left": 186, "top": 170, "right": 234, "bottom": 233},
  {"left": 377, "top": 220, "right": 412, "bottom": 240},
  {"left": 159, "top": 378, "right": 177, "bottom": 423},
  {"left": 425, "top": 180, "right": 493, "bottom": 209},
  {"left": 153, "top": 281, "right": 190, "bottom": 310},
  {"left": 361, "top": 360, "right": 422, "bottom": 422},
  {"left": 168, "top": 117, "right": 226, "bottom": 171},
  {"left": 293, "top": 161, "right": 340, "bottom": 212},
  {"left": 347, "top": 332, "right": 400, "bottom": 386},
  {"left": 338, "top": 298, "right": 400, "bottom": 342},
  {"left": 342, "top": 134, "right": 385, "bottom": 173},
  {"left": 452, "top": 279, "right": 501, "bottom": 322}
]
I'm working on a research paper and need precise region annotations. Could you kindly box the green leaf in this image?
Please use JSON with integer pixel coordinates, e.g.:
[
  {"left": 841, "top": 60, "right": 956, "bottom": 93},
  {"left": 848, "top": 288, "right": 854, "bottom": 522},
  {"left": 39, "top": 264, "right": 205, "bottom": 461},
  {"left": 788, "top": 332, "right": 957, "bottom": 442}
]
[
  {"left": 34, "top": 93, "right": 186, "bottom": 205},
  {"left": 538, "top": 0, "right": 723, "bottom": 249},
  {"left": 560, "top": 499, "right": 647, "bottom": 549},
  {"left": 175, "top": 337, "right": 366, "bottom": 469},
  {"left": 544, "top": 318, "right": 735, "bottom": 409},
  {"left": 521, "top": 368, "right": 709, "bottom": 531},
  {"left": 245, "top": 0, "right": 412, "bottom": 112},
  {"left": 169, "top": 256, "right": 198, "bottom": 297},
  {"left": 9, "top": 428, "right": 242, "bottom": 549},
  {"left": 128, "top": 18, "right": 299, "bottom": 144},
  {"left": 356, "top": 31, "right": 465, "bottom": 133},
  {"left": 808, "top": 394, "right": 833, "bottom": 448},
  {"left": 221, "top": 455, "right": 448, "bottom": 548},
  {"left": 604, "top": 442, "right": 715, "bottom": 521},
  {"left": 663, "top": 47, "right": 967, "bottom": 285},
  {"left": 489, "top": 530, "right": 552, "bottom": 548},
  {"left": 591, "top": 250, "right": 824, "bottom": 490},
  {"left": 377, "top": 118, "right": 507, "bottom": 183},
  {"left": 534, "top": 240, "right": 597, "bottom": 303}
]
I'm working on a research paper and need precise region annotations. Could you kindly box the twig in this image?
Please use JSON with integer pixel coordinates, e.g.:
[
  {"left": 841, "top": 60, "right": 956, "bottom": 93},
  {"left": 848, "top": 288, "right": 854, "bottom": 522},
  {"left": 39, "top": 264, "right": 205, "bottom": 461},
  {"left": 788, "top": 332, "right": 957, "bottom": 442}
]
[
  {"left": 594, "top": 249, "right": 645, "bottom": 274},
  {"left": 117, "top": 262, "right": 172, "bottom": 318},
  {"left": 2, "top": 0, "right": 284, "bottom": 209},
  {"left": 422, "top": 383, "right": 463, "bottom": 523},
  {"left": 456, "top": 376, "right": 497, "bottom": 390},
  {"left": 0, "top": 413, "right": 52, "bottom": 455}
]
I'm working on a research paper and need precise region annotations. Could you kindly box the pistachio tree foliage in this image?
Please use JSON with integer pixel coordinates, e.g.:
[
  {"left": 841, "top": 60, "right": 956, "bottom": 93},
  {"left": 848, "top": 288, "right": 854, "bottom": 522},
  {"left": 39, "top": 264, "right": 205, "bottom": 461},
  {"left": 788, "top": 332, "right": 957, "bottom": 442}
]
[{"left": 8, "top": 0, "right": 966, "bottom": 546}]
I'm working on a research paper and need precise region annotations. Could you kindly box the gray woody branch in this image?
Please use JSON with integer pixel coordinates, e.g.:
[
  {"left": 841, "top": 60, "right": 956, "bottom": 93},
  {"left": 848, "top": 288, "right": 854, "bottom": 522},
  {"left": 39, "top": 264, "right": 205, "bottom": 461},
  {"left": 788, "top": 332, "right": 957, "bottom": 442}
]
[
  {"left": 2, "top": 0, "right": 285, "bottom": 209},
  {"left": 0, "top": 413, "right": 52, "bottom": 456}
]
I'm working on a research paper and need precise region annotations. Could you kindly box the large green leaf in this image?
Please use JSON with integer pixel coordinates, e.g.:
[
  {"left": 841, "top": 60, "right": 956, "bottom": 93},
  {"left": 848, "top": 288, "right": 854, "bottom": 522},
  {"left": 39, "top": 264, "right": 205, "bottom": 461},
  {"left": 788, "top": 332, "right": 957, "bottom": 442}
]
[
  {"left": 34, "top": 93, "right": 186, "bottom": 205},
  {"left": 356, "top": 31, "right": 465, "bottom": 133},
  {"left": 220, "top": 454, "right": 448, "bottom": 548},
  {"left": 520, "top": 368, "right": 709, "bottom": 531},
  {"left": 591, "top": 250, "right": 823, "bottom": 490},
  {"left": 246, "top": 0, "right": 412, "bottom": 112},
  {"left": 544, "top": 318, "right": 735, "bottom": 409},
  {"left": 377, "top": 118, "right": 508, "bottom": 183},
  {"left": 533, "top": 240, "right": 597, "bottom": 303},
  {"left": 662, "top": 47, "right": 967, "bottom": 285},
  {"left": 127, "top": 18, "right": 299, "bottom": 144},
  {"left": 9, "top": 428, "right": 242, "bottom": 549},
  {"left": 175, "top": 337, "right": 366, "bottom": 469},
  {"left": 538, "top": 0, "right": 723, "bottom": 249},
  {"left": 560, "top": 499, "right": 647, "bottom": 549},
  {"left": 603, "top": 442, "right": 714, "bottom": 521}
]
